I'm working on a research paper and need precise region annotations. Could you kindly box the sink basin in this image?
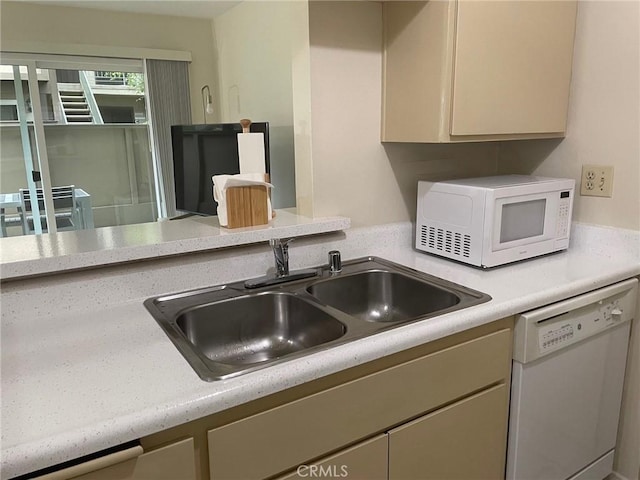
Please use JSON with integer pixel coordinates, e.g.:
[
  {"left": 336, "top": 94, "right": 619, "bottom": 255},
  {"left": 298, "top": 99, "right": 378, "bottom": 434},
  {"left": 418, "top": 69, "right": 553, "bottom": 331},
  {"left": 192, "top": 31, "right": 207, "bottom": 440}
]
[
  {"left": 176, "top": 292, "right": 346, "bottom": 365},
  {"left": 307, "top": 270, "right": 460, "bottom": 323},
  {"left": 145, "top": 257, "right": 491, "bottom": 381}
]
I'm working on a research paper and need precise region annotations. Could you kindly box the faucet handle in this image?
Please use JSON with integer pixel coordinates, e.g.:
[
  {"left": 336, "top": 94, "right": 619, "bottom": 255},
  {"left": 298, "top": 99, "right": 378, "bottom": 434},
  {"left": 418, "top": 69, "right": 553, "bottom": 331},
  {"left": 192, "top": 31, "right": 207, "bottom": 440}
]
[{"left": 328, "top": 250, "right": 342, "bottom": 273}]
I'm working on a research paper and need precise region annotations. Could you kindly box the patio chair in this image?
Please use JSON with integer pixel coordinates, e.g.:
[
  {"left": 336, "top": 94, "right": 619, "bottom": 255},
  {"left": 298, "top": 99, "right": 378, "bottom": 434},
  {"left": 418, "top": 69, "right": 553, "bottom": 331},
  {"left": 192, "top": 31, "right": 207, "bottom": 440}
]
[{"left": 19, "top": 185, "right": 79, "bottom": 234}]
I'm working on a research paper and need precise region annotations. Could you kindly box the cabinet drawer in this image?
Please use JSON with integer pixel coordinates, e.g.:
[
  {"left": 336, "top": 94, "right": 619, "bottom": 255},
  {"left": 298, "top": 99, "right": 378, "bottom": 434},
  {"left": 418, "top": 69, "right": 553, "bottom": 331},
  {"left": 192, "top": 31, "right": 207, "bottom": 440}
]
[
  {"left": 276, "top": 434, "right": 388, "bottom": 480},
  {"left": 32, "top": 438, "right": 195, "bottom": 480},
  {"left": 389, "top": 384, "right": 509, "bottom": 480},
  {"left": 208, "top": 328, "right": 511, "bottom": 479}
]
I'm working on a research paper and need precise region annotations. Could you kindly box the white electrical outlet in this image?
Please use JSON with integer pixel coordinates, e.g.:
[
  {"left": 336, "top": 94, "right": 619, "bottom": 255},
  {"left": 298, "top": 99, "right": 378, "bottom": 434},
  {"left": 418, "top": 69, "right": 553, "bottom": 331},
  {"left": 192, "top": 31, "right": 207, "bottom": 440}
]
[{"left": 580, "top": 165, "right": 614, "bottom": 197}]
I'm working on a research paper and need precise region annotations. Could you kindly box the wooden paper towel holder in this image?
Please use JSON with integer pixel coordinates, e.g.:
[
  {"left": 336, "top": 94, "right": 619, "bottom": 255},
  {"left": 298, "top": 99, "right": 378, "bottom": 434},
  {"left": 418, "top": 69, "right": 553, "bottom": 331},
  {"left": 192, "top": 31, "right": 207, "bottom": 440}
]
[{"left": 225, "top": 173, "right": 273, "bottom": 229}]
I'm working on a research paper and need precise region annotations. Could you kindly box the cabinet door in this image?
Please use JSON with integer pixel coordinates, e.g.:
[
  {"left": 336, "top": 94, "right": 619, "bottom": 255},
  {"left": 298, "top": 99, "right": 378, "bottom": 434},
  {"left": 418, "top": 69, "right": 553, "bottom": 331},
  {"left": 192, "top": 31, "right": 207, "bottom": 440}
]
[
  {"left": 208, "top": 329, "right": 511, "bottom": 480},
  {"left": 33, "top": 438, "right": 196, "bottom": 480},
  {"left": 450, "top": 0, "right": 577, "bottom": 136},
  {"left": 388, "top": 384, "right": 508, "bottom": 480},
  {"left": 382, "top": 0, "right": 455, "bottom": 142},
  {"left": 276, "top": 434, "right": 388, "bottom": 480}
]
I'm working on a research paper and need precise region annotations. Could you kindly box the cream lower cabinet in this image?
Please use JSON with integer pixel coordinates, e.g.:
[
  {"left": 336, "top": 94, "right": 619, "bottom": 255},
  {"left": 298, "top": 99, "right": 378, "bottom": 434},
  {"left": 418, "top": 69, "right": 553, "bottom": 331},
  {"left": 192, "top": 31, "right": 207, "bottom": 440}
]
[
  {"left": 275, "top": 383, "right": 508, "bottom": 480},
  {"left": 32, "top": 438, "right": 196, "bottom": 480},
  {"left": 277, "top": 434, "right": 388, "bottom": 480},
  {"left": 388, "top": 384, "right": 508, "bottom": 480},
  {"left": 207, "top": 319, "right": 513, "bottom": 480}
]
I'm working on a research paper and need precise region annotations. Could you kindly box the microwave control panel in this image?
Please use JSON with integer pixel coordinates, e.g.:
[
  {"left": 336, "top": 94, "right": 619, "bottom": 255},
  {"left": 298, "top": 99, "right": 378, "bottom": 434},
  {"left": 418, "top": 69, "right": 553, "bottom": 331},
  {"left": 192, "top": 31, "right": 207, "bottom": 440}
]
[{"left": 555, "top": 191, "right": 572, "bottom": 238}]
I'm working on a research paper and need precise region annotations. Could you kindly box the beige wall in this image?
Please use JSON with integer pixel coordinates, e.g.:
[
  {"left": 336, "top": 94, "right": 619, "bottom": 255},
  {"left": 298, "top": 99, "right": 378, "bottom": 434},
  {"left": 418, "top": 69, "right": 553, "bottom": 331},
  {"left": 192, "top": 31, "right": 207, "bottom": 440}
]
[
  {"left": 213, "top": 1, "right": 299, "bottom": 208},
  {"left": 497, "top": 1, "right": 640, "bottom": 231},
  {"left": 213, "top": 2, "right": 294, "bottom": 127},
  {"left": 0, "top": 1, "right": 217, "bottom": 124},
  {"left": 307, "top": 0, "right": 639, "bottom": 230},
  {"left": 308, "top": 1, "right": 499, "bottom": 228}
]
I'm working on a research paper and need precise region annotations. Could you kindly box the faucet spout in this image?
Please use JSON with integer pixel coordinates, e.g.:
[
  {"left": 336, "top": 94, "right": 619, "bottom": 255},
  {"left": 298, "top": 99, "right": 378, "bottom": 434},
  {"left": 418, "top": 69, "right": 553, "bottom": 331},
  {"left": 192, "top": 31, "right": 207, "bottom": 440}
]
[
  {"left": 244, "top": 237, "right": 318, "bottom": 289},
  {"left": 270, "top": 238, "right": 292, "bottom": 277}
]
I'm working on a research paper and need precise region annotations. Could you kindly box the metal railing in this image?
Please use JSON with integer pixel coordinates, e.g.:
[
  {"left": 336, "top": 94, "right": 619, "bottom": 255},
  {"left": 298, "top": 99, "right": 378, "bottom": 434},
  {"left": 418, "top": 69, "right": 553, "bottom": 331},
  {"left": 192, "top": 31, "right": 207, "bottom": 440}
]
[
  {"left": 79, "top": 71, "right": 104, "bottom": 124},
  {"left": 94, "top": 71, "right": 126, "bottom": 86}
]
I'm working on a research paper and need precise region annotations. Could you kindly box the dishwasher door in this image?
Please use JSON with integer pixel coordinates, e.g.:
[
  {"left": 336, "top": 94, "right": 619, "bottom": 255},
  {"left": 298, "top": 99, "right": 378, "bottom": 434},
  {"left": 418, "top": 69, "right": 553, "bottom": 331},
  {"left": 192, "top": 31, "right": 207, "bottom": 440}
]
[
  {"left": 507, "top": 279, "right": 637, "bottom": 480},
  {"left": 507, "top": 322, "right": 630, "bottom": 480}
]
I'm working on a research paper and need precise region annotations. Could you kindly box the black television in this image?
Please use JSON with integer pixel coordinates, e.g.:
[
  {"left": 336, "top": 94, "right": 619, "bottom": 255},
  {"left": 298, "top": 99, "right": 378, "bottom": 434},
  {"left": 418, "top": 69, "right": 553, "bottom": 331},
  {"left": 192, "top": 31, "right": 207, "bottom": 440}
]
[{"left": 171, "top": 122, "right": 270, "bottom": 216}]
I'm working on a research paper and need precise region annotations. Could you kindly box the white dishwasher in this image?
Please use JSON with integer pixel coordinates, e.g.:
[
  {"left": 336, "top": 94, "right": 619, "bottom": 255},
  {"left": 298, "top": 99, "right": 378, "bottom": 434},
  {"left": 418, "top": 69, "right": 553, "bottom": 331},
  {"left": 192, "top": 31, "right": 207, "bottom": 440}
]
[{"left": 507, "top": 278, "right": 637, "bottom": 480}]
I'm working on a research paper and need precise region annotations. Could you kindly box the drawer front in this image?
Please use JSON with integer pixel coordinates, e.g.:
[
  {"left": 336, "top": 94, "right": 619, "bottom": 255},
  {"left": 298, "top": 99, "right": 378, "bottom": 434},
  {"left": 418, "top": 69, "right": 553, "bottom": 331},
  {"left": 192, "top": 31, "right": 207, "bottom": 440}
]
[
  {"left": 208, "top": 328, "right": 511, "bottom": 479},
  {"left": 389, "top": 384, "right": 509, "bottom": 480},
  {"left": 33, "top": 438, "right": 196, "bottom": 480},
  {"left": 276, "top": 434, "right": 388, "bottom": 480}
]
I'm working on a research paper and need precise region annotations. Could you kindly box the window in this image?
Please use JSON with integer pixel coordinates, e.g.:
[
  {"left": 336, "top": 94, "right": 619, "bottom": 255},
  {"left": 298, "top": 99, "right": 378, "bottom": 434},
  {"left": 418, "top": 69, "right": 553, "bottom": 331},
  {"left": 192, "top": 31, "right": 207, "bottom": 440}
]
[
  {"left": 0, "top": 101, "right": 18, "bottom": 122},
  {"left": 0, "top": 55, "right": 159, "bottom": 237}
]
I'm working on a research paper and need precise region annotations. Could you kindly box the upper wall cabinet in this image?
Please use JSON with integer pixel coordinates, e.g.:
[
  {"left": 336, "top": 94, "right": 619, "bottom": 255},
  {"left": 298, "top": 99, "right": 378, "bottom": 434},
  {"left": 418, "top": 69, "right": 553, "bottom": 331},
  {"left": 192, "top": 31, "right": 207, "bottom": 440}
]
[{"left": 382, "top": 1, "right": 578, "bottom": 143}]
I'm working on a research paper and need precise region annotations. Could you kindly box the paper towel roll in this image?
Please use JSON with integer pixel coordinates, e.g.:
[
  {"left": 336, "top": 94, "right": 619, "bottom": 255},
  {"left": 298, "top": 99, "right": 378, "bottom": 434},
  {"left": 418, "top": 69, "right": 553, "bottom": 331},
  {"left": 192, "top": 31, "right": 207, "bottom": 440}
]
[{"left": 237, "top": 132, "right": 266, "bottom": 174}]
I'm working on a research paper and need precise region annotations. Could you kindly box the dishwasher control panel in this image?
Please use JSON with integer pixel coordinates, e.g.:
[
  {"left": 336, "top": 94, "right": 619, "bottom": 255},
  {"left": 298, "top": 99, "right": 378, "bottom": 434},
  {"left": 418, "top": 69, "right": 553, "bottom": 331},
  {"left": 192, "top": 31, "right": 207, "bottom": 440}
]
[
  {"left": 514, "top": 279, "right": 637, "bottom": 363},
  {"left": 539, "top": 322, "right": 574, "bottom": 352}
]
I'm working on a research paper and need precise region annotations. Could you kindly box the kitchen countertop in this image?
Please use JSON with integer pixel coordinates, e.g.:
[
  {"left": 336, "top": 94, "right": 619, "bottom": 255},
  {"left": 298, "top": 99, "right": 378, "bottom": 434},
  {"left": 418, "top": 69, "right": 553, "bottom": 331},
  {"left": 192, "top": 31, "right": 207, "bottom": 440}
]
[
  {"left": 1, "top": 222, "right": 639, "bottom": 478},
  {"left": 0, "top": 209, "right": 350, "bottom": 281}
]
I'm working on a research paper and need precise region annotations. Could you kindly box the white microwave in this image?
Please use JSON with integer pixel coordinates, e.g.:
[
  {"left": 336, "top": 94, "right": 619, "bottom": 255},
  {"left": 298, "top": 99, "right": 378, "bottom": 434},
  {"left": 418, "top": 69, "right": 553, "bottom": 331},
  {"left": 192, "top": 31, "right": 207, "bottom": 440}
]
[{"left": 416, "top": 175, "right": 575, "bottom": 268}]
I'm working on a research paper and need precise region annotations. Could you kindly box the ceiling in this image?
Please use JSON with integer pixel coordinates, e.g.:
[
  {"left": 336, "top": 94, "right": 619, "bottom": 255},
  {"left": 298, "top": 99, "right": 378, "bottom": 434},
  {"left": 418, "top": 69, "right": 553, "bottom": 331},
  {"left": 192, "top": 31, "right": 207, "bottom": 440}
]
[{"left": 26, "top": 0, "right": 242, "bottom": 19}]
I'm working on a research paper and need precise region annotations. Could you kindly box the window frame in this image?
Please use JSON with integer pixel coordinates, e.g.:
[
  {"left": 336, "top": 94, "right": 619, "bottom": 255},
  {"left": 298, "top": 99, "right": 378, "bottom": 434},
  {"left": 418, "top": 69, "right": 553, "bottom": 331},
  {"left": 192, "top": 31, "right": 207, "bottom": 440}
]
[{"left": 1, "top": 53, "right": 155, "bottom": 234}]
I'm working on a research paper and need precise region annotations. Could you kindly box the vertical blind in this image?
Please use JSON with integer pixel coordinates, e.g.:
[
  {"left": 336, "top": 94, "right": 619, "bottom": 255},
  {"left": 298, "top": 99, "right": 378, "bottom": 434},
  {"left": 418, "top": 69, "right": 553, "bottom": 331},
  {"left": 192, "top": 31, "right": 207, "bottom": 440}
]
[{"left": 145, "top": 59, "right": 191, "bottom": 218}]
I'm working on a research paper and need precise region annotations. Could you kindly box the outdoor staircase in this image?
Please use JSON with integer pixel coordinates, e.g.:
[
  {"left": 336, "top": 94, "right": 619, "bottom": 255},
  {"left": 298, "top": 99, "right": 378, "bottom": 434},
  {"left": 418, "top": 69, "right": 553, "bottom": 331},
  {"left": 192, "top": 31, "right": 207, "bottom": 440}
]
[{"left": 59, "top": 90, "right": 94, "bottom": 123}]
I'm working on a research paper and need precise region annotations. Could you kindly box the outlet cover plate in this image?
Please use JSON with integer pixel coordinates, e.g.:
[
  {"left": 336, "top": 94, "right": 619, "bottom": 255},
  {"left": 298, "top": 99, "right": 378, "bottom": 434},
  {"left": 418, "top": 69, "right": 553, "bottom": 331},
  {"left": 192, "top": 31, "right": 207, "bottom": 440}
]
[{"left": 581, "top": 164, "right": 614, "bottom": 197}]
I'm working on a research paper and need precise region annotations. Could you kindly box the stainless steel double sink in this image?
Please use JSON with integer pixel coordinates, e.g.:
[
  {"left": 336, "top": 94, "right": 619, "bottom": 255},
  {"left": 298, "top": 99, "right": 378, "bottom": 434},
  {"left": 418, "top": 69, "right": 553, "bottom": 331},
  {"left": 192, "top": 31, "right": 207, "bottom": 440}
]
[{"left": 144, "top": 257, "right": 491, "bottom": 381}]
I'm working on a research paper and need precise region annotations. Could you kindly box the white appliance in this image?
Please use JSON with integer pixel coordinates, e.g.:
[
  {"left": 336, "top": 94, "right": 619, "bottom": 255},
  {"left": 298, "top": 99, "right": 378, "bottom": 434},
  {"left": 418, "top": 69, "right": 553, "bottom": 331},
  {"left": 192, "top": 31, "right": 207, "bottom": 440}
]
[
  {"left": 415, "top": 175, "right": 575, "bottom": 268},
  {"left": 507, "top": 279, "right": 637, "bottom": 480}
]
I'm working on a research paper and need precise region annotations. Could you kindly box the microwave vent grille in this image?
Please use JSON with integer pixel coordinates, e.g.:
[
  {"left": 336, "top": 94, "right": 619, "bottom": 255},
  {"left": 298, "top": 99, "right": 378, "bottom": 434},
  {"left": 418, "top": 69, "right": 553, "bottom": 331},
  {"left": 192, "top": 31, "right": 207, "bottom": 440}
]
[{"left": 420, "top": 225, "right": 470, "bottom": 258}]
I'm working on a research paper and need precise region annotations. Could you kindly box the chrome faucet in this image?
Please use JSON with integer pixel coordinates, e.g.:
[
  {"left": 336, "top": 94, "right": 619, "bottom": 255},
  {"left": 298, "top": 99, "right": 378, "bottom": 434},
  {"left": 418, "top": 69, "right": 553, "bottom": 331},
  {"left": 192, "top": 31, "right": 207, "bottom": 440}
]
[
  {"left": 244, "top": 237, "right": 319, "bottom": 289},
  {"left": 270, "top": 238, "right": 293, "bottom": 277}
]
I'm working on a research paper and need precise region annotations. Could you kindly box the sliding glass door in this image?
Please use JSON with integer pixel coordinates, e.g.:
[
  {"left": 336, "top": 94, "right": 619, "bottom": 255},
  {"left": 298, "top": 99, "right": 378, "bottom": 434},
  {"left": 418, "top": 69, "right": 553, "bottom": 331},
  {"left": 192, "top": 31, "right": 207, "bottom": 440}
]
[
  {"left": 0, "top": 62, "right": 52, "bottom": 236},
  {"left": 0, "top": 54, "right": 158, "bottom": 237},
  {"left": 41, "top": 62, "right": 157, "bottom": 229}
]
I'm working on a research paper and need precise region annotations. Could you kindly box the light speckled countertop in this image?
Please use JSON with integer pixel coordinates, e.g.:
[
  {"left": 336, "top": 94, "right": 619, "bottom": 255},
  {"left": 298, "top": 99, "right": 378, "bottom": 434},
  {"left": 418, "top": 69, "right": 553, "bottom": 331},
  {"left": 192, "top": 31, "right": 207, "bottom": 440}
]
[
  {"left": 0, "top": 209, "right": 350, "bottom": 280},
  {"left": 1, "top": 222, "right": 639, "bottom": 479}
]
